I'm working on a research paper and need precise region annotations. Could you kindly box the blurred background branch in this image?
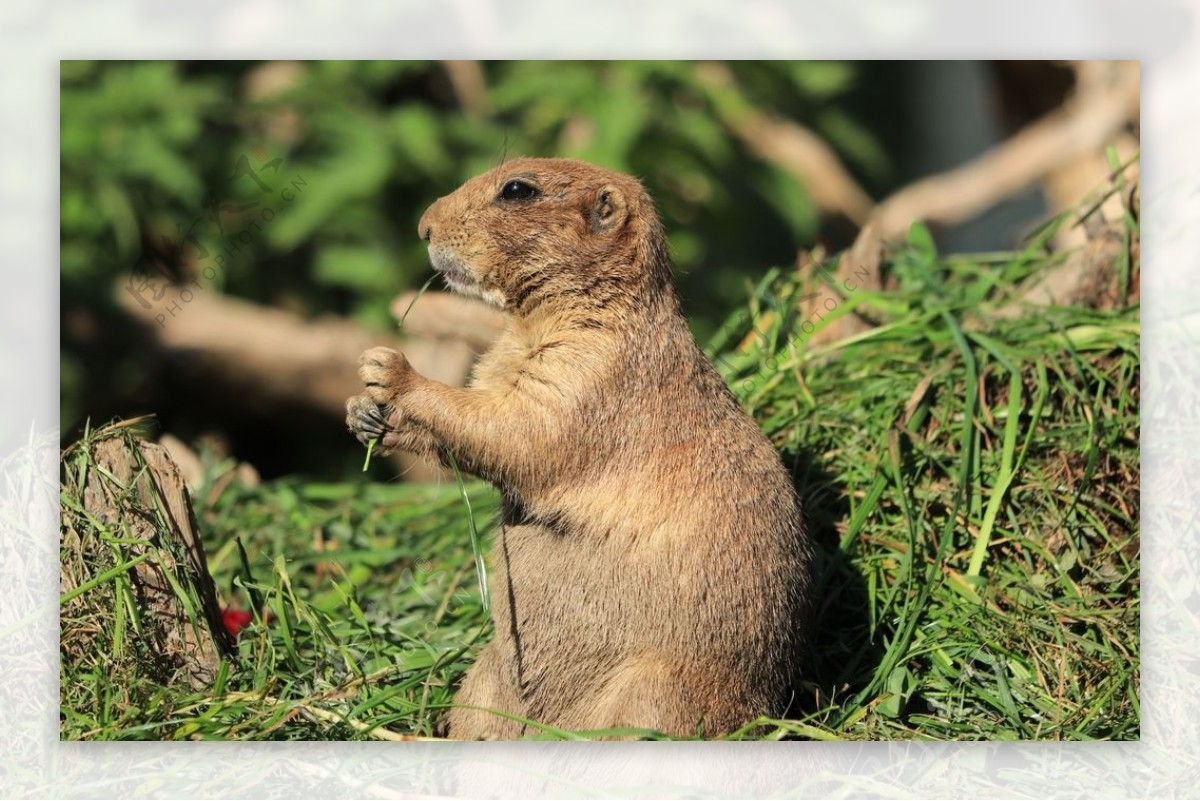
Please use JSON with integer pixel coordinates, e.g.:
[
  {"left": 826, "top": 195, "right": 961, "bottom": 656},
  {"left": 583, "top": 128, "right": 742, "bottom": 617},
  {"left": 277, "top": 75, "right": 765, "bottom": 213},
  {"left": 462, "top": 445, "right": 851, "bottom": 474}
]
[
  {"left": 872, "top": 60, "right": 1139, "bottom": 241},
  {"left": 694, "top": 61, "right": 875, "bottom": 226}
]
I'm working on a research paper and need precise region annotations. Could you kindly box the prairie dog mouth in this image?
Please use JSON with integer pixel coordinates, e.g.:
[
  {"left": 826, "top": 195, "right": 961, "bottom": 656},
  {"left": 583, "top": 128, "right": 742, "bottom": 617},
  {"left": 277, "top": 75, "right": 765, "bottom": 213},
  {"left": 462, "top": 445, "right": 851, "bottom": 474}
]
[{"left": 428, "top": 247, "right": 476, "bottom": 293}]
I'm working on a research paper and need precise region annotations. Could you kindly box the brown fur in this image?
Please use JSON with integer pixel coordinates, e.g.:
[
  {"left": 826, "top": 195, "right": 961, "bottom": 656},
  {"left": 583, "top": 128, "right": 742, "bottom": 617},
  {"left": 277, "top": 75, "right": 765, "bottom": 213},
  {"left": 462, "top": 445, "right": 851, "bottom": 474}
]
[{"left": 346, "top": 158, "right": 813, "bottom": 739}]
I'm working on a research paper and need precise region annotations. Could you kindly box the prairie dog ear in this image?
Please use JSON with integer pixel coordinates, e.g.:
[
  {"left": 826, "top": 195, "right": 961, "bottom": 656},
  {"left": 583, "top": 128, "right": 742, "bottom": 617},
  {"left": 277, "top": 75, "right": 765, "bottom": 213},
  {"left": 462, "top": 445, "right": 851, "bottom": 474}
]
[{"left": 589, "top": 185, "right": 628, "bottom": 234}]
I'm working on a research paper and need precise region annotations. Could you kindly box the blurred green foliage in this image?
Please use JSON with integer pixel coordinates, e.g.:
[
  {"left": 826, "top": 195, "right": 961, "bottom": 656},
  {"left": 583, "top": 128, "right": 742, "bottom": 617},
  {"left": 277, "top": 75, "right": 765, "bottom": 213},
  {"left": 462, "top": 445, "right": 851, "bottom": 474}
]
[{"left": 60, "top": 60, "right": 898, "bottom": 452}]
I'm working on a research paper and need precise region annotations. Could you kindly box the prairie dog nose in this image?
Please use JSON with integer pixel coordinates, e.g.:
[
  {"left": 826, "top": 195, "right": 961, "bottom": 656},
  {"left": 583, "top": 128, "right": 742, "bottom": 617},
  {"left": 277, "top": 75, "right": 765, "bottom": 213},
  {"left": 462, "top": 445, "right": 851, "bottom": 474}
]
[
  {"left": 417, "top": 208, "right": 434, "bottom": 242},
  {"left": 417, "top": 197, "right": 449, "bottom": 243}
]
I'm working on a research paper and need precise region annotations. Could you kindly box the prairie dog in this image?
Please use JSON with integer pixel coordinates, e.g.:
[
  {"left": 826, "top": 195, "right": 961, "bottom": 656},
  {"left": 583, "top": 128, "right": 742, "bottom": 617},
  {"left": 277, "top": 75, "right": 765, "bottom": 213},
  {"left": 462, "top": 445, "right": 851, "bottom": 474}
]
[{"left": 346, "top": 158, "right": 813, "bottom": 739}]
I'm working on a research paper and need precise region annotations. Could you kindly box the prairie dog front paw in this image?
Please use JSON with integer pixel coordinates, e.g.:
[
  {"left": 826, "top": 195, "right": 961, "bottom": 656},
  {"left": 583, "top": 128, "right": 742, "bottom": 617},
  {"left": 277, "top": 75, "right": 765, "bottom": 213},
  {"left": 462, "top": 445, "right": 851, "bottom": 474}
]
[
  {"left": 345, "top": 394, "right": 391, "bottom": 449},
  {"left": 358, "top": 346, "right": 415, "bottom": 406},
  {"left": 345, "top": 393, "right": 432, "bottom": 456}
]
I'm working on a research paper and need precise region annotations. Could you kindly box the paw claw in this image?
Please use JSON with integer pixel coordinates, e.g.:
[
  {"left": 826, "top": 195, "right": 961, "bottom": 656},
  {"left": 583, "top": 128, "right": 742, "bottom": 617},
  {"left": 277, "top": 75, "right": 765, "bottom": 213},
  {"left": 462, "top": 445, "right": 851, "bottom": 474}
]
[{"left": 346, "top": 394, "right": 391, "bottom": 446}]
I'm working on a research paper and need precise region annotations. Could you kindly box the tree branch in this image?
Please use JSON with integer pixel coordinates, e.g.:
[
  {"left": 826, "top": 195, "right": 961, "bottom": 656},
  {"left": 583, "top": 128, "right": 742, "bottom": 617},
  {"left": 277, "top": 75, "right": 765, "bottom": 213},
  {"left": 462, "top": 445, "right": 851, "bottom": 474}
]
[
  {"left": 871, "top": 61, "right": 1139, "bottom": 240},
  {"left": 694, "top": 61, "right": 874, "bottom": 226}
]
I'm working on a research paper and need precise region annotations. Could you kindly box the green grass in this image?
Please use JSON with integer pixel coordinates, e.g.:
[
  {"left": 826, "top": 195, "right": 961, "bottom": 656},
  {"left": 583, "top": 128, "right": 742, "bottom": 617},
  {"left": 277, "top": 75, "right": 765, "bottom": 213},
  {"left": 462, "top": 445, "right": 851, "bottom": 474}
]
[
  {"left": 59, "top": 192, "right": 1139, "bottom": 741},
  {"left": 705, "top": 237, "right": 1138, "bottom": 740}
]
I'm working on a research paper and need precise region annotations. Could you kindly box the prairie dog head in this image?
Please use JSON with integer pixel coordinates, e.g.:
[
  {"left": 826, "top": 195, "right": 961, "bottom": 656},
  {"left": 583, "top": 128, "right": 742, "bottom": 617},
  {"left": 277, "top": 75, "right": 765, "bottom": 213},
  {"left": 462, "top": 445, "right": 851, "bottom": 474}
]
[{"left": 417, "top": 158, "right": 671, "bottom": 315}]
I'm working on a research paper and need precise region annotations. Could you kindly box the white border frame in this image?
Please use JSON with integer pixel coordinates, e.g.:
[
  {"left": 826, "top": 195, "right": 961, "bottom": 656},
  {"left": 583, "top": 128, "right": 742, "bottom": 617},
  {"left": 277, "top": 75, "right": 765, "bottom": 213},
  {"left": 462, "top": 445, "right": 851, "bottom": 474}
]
[{"left": 5, "top": 1, "right": 1194, "bottom": 796}]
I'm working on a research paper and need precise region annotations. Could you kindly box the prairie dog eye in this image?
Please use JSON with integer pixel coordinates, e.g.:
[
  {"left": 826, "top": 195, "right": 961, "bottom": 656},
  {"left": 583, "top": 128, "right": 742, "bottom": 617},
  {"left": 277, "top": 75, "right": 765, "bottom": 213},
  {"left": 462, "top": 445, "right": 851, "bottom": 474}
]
[{"left": 498, "top": 180, "right": 540, "bottom": 202}]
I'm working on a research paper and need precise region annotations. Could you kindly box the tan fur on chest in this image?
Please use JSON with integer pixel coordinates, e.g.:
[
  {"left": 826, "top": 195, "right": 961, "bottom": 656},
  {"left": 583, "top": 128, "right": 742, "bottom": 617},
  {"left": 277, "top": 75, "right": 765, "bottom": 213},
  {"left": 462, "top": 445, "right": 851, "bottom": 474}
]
[{"left": 346, "top": 157, "right": 814, "bottom": 739}]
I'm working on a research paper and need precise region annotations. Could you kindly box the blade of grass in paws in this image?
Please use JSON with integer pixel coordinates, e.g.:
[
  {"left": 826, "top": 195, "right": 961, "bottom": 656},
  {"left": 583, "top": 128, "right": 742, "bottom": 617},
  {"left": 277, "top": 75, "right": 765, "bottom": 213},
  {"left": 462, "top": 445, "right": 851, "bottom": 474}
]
[
  {"left": 362, "top": 274, "right": 438, "bottom": 471},
  {"left": 361, "top": 439, "right": 376, "bottom": 473},
  {"left": 446, "top": 451, "right": 489, "bottom": 613}
]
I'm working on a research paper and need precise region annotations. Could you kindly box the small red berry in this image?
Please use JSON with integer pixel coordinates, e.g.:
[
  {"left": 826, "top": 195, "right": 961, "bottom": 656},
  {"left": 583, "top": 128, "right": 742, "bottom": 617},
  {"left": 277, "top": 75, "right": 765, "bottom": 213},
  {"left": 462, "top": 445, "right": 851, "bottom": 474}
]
[{"left": 221, "top": 608, "right": 253, "bottom": 638}]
